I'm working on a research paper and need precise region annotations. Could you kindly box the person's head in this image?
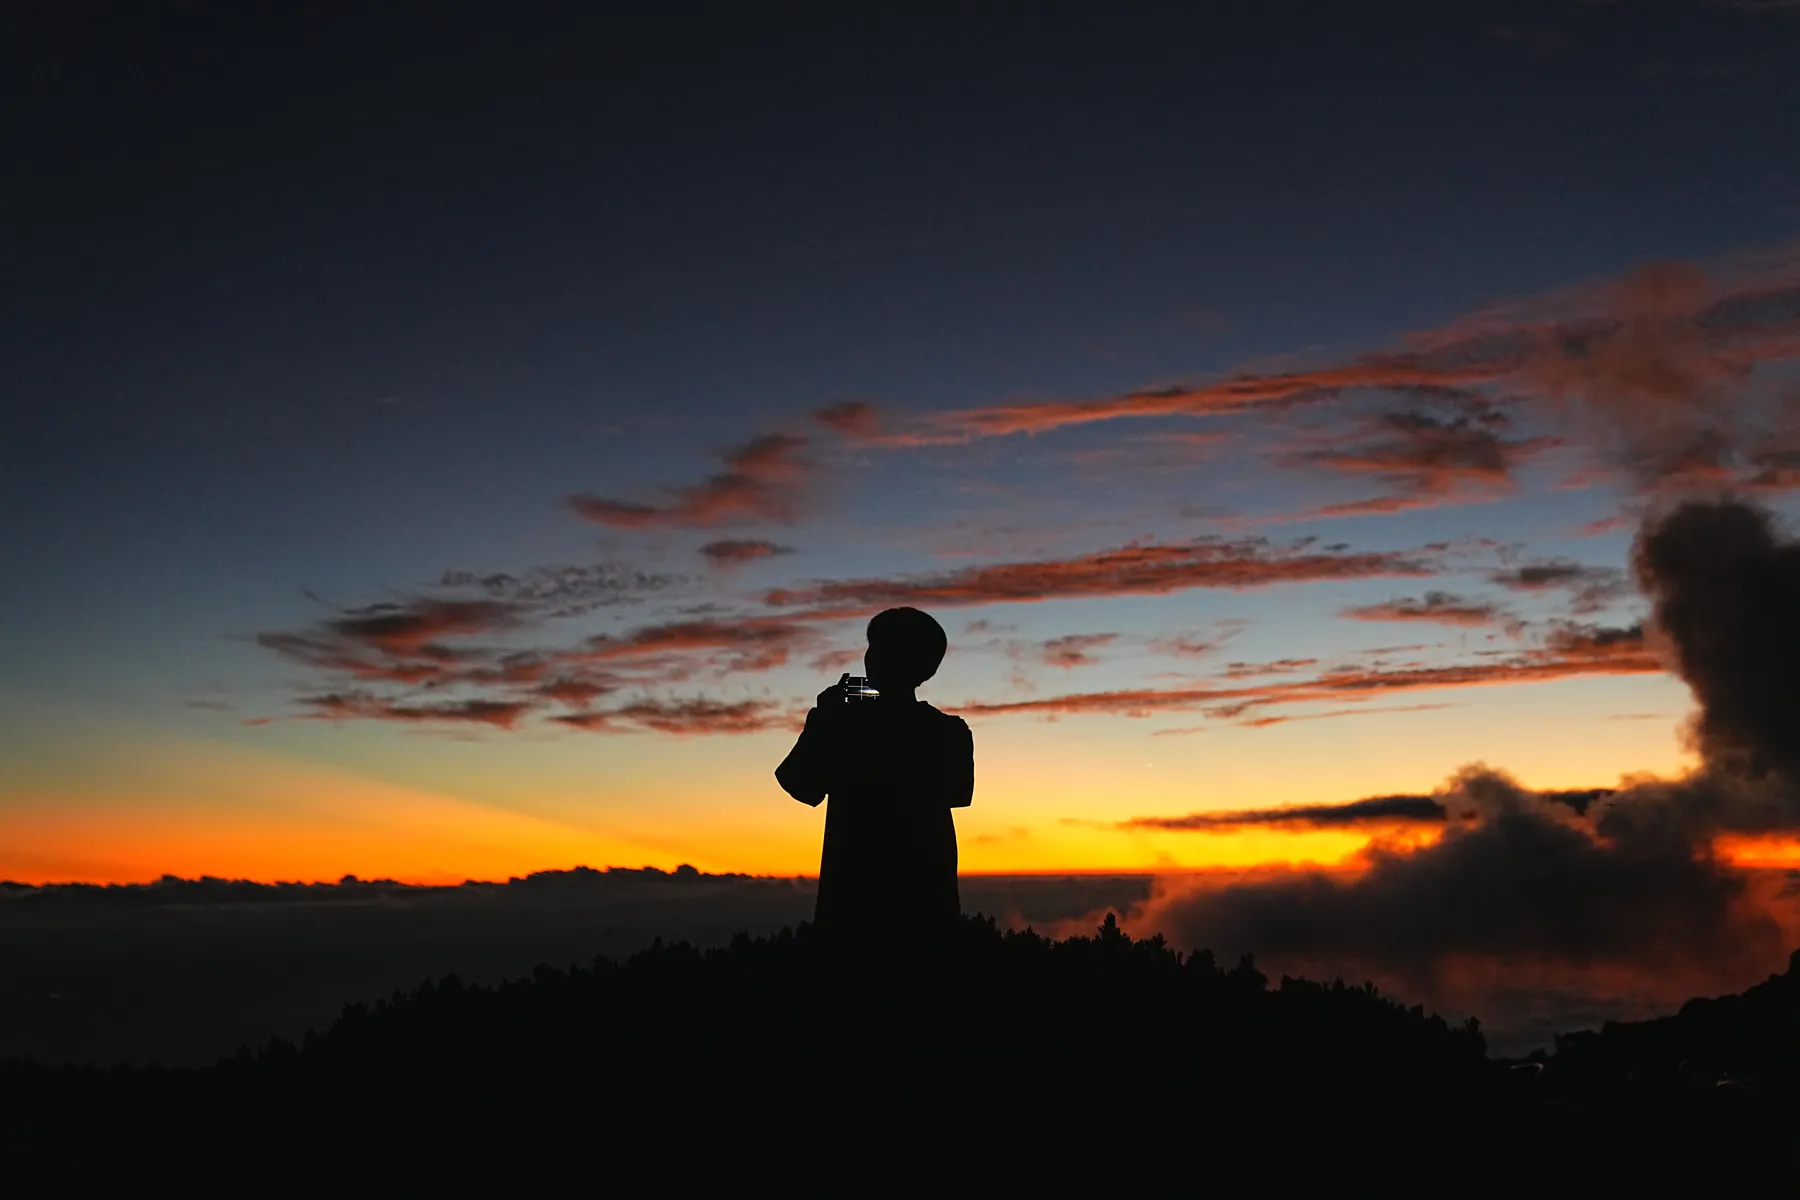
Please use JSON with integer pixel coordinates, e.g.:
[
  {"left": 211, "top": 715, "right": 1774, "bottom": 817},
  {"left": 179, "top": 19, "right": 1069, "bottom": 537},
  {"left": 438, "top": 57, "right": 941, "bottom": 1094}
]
[{"left": 864, "top": 607, "right": 947, "bottom": 693}]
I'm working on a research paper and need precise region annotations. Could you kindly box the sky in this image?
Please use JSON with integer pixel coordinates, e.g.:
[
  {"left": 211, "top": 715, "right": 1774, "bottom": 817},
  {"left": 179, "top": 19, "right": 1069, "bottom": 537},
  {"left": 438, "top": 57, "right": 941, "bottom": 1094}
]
[{"left": 7, "top": 0, "right": 1800, "bottom": 886}]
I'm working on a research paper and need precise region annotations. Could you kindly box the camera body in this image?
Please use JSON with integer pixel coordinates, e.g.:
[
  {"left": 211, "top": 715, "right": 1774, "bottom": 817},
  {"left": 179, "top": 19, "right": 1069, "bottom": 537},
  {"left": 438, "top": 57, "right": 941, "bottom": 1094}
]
[{"left": 838, "top": 673, "right": 880, "bottom": 701}]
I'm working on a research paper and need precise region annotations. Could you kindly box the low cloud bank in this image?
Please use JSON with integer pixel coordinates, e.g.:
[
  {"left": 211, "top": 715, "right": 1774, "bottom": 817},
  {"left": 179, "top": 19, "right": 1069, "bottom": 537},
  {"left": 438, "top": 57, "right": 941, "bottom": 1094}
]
[{"left": 0, "top": 867, "right": 1150, "bottom": 1068}]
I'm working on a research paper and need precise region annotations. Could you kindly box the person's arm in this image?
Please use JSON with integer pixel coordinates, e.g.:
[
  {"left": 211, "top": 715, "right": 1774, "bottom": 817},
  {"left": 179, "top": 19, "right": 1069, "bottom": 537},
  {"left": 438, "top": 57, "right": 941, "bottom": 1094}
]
[
  {"left": 946, "top": 718, "right": 974, "bottom": 809},
  {"left": 775, "top": 686, "right": 846, "bottom": 806}
]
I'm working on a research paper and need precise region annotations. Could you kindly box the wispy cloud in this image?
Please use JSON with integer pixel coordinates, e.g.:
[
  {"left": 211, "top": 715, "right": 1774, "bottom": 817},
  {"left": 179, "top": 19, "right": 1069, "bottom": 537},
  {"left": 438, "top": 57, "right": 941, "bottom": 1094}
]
[
  {"left": 572, "top": 617, "right": 821, "bottom": 673},
  {"left": 874, "top": 250, "right": 1800, "bottom": 503},
  {"left": 956, "top": 624, "right": 1656, "bottom": 725},
  {"left": 764, "top": 536, "right": 1439, "bottom": 613},
  {"left": 569, "top": 434, "right": 812, "bottom": 529},
  {"left": 1123, "top": 793, "right": 1449, "bottom": 832},
  {"left": 812, "top": 401, "right": 881, "bottom": 438},
  {"left": 699, "top": 539, "right": 794, "bottom": 567},
  {"left": 1280, "top": 398, "right": 1560, "bottom": 518},
  {"left": 1236, "top": 702, "right": 1457, "bottom": 729},
  {"left": 1340, "top": 592, "right": 1508, "bottom": 627},
  {"left": 554, "top": 697, "right": 795, "bottom": 736},
  {"left": 1489, "top": 559, "right": 1628, "bottom": 612},
  {"left": 1036, "top": 633, "right": 1119, "bottom": 668},
  {"left": 286, "top": 692, "right": 536, "bottom": 729}
]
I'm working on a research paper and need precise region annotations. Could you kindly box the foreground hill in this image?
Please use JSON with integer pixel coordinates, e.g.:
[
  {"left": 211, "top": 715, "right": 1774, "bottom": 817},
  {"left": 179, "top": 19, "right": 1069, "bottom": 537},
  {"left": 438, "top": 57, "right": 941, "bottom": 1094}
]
[{"left": 5, "top": 916, "right": 1792, "bottom": 1187}]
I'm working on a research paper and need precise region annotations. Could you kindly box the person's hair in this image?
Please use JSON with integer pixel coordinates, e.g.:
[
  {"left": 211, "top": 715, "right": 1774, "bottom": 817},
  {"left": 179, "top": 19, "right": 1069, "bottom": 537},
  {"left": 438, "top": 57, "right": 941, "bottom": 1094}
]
[{"left": 866, "top": 607, "right": 948, "bottom": 688}]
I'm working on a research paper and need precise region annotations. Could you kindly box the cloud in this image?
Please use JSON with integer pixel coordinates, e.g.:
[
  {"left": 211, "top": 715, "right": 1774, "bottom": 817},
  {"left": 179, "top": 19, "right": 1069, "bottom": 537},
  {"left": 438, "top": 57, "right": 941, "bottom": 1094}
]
[
  {"left": 1125, "top": 793, "right": 1449, "bottom": 832},
  {"left": 325, "top": 598, "right": 519, "bottom": 657},
  {"left": 1340, "top": 592, "right": 1507, "bottom": 627},
  {"left": 554, "top": 697, "right": 794, "bottom": 736},
  {"left": 764, "top": 536, "right": 1438, "bottom": 613},
  {"left": 1151, "top": 634, "right": 1224, "bottom": 659},
  {"left": 1221, "top": 658, "right": 1319, "bottom": 679},
  {"left": 699, "top": 539, "right": 794, "bottom": 566},
  {"left": 535, "top": 675, "right": 618, "bottom": 707},
  {"left": 808, "top": 648, "right": 864, "bottom": 673},
  {"left": 879, "top": 249, "right": 1800, "bottom": 503},
  {"left": 956, "top": 623, "right": 1657, "bottom": 723},
  {"left": 891, "top": 363, "right": 1508, "bottom": 444},
  {"left": 1062, "top": 500, "right": 1800, "bottom": 1043},
  {"left": 257, "top": 597, "right": 525, "bottom": 688},
  {"left": 1632, "top": 499, "right": 1800, "bottom": 791},
  {"left": 294, "top": 692, "right": 535, "bottom": 729},
  {"left": 1235, "top": 702, "right": 1458, "bottom": 729},
  {"left": 812, "top": 401, "right": 880, "bottom": 438},
  {"left": 573, "top": 617, "right": 819, "bottom": 673},
  {"left": 1489, "top": 559, "right": 1627, "bottom": 612},
  {"left": 569, "top": 434, "right": 812, "bottom": 528},
  {"left": 1120, "top": 768, "right": 1784, "bottom": 995},
  {"left": 1037, "top": 633, "right": 1119, "bottom": 668},
  {"left": 1576, "top": 515, "right": 1632, "bottom": 537},
  {"left": 1282, "top": 398, "right": 1559, "bottom": 516},
  {"left": 1121, "top": 786, "right": 1614, "bottom": 833},
  {"left": 255, "top": 570, "right": 831, "bottom": 734},
  {"left": 0, "top": 868, "right": 1162, "bottom": 1067},
  {"left": 436, "top": 565, "right": 675, "bottom": 618}
]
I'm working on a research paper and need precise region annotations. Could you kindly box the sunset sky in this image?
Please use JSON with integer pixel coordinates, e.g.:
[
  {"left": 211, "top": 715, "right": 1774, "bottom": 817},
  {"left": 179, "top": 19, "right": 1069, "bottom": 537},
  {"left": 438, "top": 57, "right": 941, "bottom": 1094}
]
[{"left": 8, "top": 1, "right": 1800, "bottom": 884}]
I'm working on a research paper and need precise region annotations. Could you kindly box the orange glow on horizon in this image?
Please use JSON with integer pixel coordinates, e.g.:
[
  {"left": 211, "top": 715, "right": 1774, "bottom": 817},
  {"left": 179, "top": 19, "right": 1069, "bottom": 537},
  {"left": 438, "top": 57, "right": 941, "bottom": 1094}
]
[{"left": 1715, "top": 833, "right": 1800, "bottom": 870}]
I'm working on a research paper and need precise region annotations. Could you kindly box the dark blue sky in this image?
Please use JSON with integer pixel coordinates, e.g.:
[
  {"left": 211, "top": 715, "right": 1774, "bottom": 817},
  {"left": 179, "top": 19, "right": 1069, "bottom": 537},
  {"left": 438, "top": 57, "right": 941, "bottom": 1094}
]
[{"left": 5, "top": 1, "right": 1800, "bottom": 881}]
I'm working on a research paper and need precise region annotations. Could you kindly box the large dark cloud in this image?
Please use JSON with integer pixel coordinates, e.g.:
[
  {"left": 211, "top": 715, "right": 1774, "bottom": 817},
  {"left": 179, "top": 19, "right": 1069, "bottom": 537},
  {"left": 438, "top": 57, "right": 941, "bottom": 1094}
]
[
  {"left": 1131, "top": 768, "right": 1784, "bottom": 987},
  {"left": 1634, "top": 499, "right": 1800, "bottom": 788},
  {"left": 1101, "top": 499, "right": 1800, "bottom": 1044}
]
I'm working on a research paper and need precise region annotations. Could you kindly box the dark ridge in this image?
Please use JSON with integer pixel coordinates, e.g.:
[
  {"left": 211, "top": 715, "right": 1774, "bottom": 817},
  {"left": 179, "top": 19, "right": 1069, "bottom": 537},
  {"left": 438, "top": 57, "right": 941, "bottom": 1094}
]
[{"left": 4, "top": 915, "right": 1792, "bottom": 1186}]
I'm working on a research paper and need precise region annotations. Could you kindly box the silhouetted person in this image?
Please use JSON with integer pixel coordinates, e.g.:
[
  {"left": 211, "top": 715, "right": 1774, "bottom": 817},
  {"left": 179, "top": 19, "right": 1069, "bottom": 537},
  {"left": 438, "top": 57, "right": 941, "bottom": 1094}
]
[{"left": 776, "top": 607, "right": 973, "bottom": 956}]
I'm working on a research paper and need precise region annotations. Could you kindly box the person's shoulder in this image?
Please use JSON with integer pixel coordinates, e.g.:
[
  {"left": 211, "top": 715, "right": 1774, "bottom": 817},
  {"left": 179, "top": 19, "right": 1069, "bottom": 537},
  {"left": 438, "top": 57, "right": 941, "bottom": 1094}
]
[{"left": 919, "top": 703, "right": 971, "bottom": 733}]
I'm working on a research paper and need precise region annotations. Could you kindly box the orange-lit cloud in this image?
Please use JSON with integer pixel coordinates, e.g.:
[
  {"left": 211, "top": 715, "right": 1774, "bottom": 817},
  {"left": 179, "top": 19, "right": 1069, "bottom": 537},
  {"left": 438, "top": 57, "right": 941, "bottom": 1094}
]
[
  {"left": 889, "top": 363, "right": 1504, "bottom": 443},
  {"left": 570, "top": 433, "right": 812, "bottom": 528},
  {"left": 875, "top": 250, "right": 1800, "bottom": 503},
  {"left": 812, "top": 400, "right": 881, "bottom": 437},
  {"left": 765, "top": 536, "right": 1438, "bottom": 612},
  {"left": 1340, "top": 592, "right": 1507, "bottom": 627},
  {"left": 957, "top": 623, "right": 1657, "bottom": 724},
  {"left": 260, "top": 692, "right": 535, "bottom": 728},
  {"left": 1282, "top": 402, "right": 1560, "bottom": 517},
  {"left": 572, "top": 617, "right": 819, "bottom": 673},
  {"left": 554, "top": 697, "right": 795, "bottom": 736}
]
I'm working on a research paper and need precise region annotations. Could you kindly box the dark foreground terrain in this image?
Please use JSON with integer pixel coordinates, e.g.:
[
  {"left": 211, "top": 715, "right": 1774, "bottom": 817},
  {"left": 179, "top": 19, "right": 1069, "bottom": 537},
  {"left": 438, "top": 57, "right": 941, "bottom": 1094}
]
[{"left": 5, "top": 915, "right": 1794, "bottom": 1189}]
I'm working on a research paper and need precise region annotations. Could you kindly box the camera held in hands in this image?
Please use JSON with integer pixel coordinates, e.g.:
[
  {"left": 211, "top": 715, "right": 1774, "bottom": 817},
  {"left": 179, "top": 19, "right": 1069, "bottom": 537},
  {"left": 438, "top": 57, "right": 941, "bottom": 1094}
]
[{"left": 838, "top": 673, "right": 880, "bottom": 702}]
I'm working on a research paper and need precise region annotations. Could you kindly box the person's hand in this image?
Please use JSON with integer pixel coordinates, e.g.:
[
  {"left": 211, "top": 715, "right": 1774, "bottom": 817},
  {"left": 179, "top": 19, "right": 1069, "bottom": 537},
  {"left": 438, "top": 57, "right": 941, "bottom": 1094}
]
[{"left": 815, "top": 682, "right": 842, "bottom": 709}]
